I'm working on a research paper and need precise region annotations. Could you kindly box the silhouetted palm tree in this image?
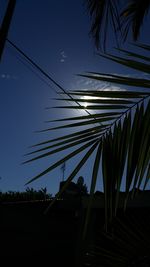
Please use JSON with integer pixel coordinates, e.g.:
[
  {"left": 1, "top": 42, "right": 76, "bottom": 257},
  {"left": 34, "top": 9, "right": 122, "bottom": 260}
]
[
  {"left": 24, "top": 43, "right": 150, "bottom": 230},
  {"left": 23, "top": 29, "right": 150, "bottom": 267}
]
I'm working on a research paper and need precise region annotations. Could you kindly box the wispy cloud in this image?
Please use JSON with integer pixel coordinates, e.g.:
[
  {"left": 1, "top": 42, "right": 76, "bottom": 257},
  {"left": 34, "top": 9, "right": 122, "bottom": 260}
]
[
  {"left": 60, "top": 50, "right": 67, "bottom": 63},
  {"left": 73, "top": 77, "right": 126, "bottom": 92},
  {"left": 102, "top": 86, "right": 126, "bottom": 91},
  {"left": 0, "top": 73, "right": 18, "bottom": 80}
]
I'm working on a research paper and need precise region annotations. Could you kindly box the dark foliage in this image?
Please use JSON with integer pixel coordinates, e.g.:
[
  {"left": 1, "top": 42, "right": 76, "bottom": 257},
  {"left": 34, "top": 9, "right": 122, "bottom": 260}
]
[{"left": 0, "top": 187, "right": 52, "bottom": 202}]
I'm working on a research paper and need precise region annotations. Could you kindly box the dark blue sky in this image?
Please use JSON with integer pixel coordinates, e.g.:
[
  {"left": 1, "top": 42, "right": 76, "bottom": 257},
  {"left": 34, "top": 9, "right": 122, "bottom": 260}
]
[{"left": 0, "top": 0, "right": 150, "bottom": 195}]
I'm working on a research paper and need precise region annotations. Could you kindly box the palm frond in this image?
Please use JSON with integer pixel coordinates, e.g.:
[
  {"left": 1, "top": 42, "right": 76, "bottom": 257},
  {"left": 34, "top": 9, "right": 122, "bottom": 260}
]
[
  {"left": 97, "top": 53, "right": 150, "bottom": 74},
  {"left": 84, "top": 210, "right": 150, "bottom": 266},
  {"left": 86, "top": 0, "right": 150, "bottom": 49},
  {"left": 29, "top": 125, "right": 104, "bottom": 147},
  {"left": 0, "top": 0, "right": 16, "bottom": 60},
  {"left": 121, "top": 0, "right": 150, "bottom": 41},
  {"left": 133, "top": 42, "right": 150, "bottom": 51},
  {"left": 86, "top": 0, "right": 122, "bottom": 50},
  {"left": 25, "top": 138, "right": 99, "bottom": 185},
  {"left": 44, "top": 140, "right": 99, "bottom": 213},
  {"left": 25, "top": 45, "right": 150, "bottom": 230},
  {"left": 83, "top": 142, "right": 102, "bottom": 239}
]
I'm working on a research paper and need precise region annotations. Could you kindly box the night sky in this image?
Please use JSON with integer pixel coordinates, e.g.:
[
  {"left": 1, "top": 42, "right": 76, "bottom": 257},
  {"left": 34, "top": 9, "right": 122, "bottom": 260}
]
[{"left": 0, "top": 0, "right": 150, "bottom": 195}]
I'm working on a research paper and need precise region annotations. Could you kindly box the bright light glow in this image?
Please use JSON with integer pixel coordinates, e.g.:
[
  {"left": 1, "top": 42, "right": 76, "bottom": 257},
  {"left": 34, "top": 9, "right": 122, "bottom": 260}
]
[
  {"left": 82, "top": 95, "right": 98, "bottom": 108},
  {"left": 84, "top": 103, "right": 88, "bottom": 108},
  {"left": 81, "top": 89, "right": 125, "bottom": 108},
  {"left": 82, "top": 96, "right": 90, "bottom": 108}
]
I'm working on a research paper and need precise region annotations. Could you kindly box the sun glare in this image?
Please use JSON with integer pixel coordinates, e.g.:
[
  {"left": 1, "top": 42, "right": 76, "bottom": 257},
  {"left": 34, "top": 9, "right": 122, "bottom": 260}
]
[
  {"left": 83, "top": 102, "right": 88, "bottom": 108},
  {"left": 82, "top": 95, "right": 99, "bottom": 108},
  {"left": 82, "top": 90, "right": 120, "bottom": 108},
  {"left": 82, "top": 95, "right": 91, "bottom": 108}
]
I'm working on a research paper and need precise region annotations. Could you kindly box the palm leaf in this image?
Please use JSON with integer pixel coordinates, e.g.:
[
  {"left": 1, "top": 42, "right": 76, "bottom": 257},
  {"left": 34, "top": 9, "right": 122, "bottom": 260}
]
[
  {"left": 132, "top": 100, "right": 150, "bottom": 194},
  {"left": 30, "top": 125, "right": 105, "bottom": 147},
  {"left": 53, "top": 97, "right": 135, "bottom": 105},
  {"left": 24, "top": 135, "right": 100, "bottom": 164},
  {"left": 25, "top": 139, "right": 99, "bottom": 184},
  {"left": 83, "top": 142, "right": 102, "bottom": 239},
  {"left": 78, "top": 73, "right": 150, "bottom": 88},
  {"left": 116, "top": 48, "right": 150, "bottom": 62},
  {"left": 26, "top": 131, "right": 102, "bottom": 156},
  {"left": 0, "top": 0, "right": 16, "bottom": 60},
  {"left": 115, "top": 112, "right": 131, "bottom": 213},
  {"left": 69, "top": 90, "right": 150, "bottom": 97},
  {"left": 44, "top": 141, "right": 99, "bottom": 214},
  {"left": 37, "top": 121, "right": 109, "bottom": 132},
  {"left": 86, "top": 0, "right": 121, "bottom": 50},
  {"left": 97, "top": 53, "right": 150, "bottom": 74},
  {"left": 121, "top": 0, "right": 150, "bottom": 41},
  {"left": 48, "top": 112, "right": 120, "bottom": 122},
  {"left": 51, "top": 104, "right": 130, "bottom": 110},
  {"left": 86, "top": 0, "right": 150, "bottom": 49},
  {"left": 133, "top": 42, "right": 150, "bottom": 52},
  {"left": 143, "top": 163, "right": 150, "bottom": 190},
  {"left": 102, "top": 131, "right": 114, "bottom": 230}
]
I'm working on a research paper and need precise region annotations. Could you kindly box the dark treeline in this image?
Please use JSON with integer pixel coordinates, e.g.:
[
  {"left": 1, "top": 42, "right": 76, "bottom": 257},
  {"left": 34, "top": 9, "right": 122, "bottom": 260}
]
[
  {"left": 0, "top": 187, "right": 52, "bottom": 202},
  {"left": 0, "top": 177, "right": 88, "bottom": 202}
]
